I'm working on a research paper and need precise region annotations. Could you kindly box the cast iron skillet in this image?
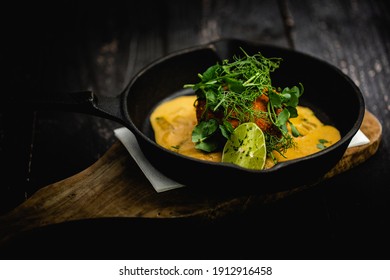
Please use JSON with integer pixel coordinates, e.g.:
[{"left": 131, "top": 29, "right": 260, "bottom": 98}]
[{"left": 14, "top": 38, "right": 366, "bottom": 194}]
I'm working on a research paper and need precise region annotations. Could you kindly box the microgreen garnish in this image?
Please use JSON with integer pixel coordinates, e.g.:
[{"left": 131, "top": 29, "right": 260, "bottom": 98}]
[{"left": 184, "top": 48, "right": 303, "bottom": 160}]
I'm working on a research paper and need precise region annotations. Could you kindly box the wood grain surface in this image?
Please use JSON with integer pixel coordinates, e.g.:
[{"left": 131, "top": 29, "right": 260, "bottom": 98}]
[{"left": 0, "top": 0, "right": 389, "bottom": 259}]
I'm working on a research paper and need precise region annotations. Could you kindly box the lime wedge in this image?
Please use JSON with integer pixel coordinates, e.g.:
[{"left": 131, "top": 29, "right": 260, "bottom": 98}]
[{"left": 222, "top": 122, "right": 266, "bottom": 170}]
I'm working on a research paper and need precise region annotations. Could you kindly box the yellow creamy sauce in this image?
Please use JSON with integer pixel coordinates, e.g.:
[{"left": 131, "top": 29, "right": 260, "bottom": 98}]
[{"left": 150, "top": 95, "right": 341, "bottom": 168}]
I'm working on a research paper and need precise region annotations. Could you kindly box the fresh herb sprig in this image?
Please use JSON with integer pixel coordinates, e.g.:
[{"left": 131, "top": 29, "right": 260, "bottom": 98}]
[{"left": 184, "top": 48, "right": 303, "bottom": 159}]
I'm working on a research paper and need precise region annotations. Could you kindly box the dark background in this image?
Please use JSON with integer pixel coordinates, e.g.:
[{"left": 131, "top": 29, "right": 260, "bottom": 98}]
[{"left": 0, "top": 0, "right": 389, "bottom": 259}]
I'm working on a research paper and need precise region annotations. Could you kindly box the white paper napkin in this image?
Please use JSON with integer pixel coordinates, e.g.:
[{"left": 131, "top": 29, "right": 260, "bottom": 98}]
[
  {"left": 114, "top": 127, "right": 185, "bottom": 192},
  {"left": 114, "top": 127, "right": 370, "bottom": 193},
  {"left": 347, "top": 129, "right": 370, "bottom": 148}
]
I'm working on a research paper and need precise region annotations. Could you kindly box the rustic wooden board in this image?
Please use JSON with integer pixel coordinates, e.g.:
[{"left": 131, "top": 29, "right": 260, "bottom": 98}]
[{"left": 0, "top": 110, "right": 381, "bottom": 245}]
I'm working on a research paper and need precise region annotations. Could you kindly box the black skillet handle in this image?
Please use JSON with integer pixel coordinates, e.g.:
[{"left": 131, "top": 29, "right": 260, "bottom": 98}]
[{"left": 2, "top": 90, "right": 130, "bottom": 127}]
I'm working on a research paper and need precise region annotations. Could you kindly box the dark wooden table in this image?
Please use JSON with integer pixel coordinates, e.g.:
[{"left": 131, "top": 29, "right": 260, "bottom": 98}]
[{"left": 0, "top": 0, "right": 389, "bottom": 259}]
